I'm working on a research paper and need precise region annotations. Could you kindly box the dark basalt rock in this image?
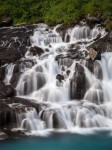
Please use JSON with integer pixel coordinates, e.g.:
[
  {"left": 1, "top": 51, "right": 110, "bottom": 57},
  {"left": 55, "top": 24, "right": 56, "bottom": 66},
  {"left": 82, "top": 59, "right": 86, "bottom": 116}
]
[
  {"left": 5, "top": 85, "right": 16, "bottom": 97},
  {"left": 10, "top": 72, "right": 21, "bottom": 88},
  {"left": 0, "top": 17, "right": 13, "bottom": 27},
  {"left": 0, "top": 101, "right": 16, "bottom": 128},
  {"left": 0, "top": 66, "right": 5, "bottom": 80},
  {"left": 0, "top": 97, "right": 48, "bottom": 130},
  {"left": 0, "top": 82, "right": 15, "bottom": 98},
  {"left": 0, "top": 25, "right": 37, "bottom": 66},
  {"left": 0, "top": 110, "right": 16, "bottom": 128},
  {"left": 53, "top": 113, "right": 59, "bottom": 128},
  {"left": 29, "top": 46, "right": 44, "bottom": 56},
  {"left": 19, "top": 44, "right": 28, "bottom": 56},
  {"left": 70, "top": 63, "right": 86, "bottom": 100},
  {"left": 11, "top": 97, "right": 48, "bottom": 113},
  {"left": 66, "top": 70, "right": 71, "bottom": 76},
  {"left": 1, "top": 129, "right": 25, "bottom": 138},
  {"left": 86, "top": 17, "right": 102, "bottom": 29},
  {"left": 88, "top": 30, "right": 112, "bottom": 53},
  {"left": 0, "top": 48, "right": 22, "bottom": 66},
  {"left": 65, "top": 34, "right": 70, "bottom": 43},
  {"left": 56, "top": 74, "right": 64, "bottom": 82}
]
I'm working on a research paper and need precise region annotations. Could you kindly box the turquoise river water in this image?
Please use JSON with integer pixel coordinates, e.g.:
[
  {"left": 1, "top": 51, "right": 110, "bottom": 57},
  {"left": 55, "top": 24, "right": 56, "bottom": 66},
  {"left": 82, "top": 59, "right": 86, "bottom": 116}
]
[{"left": 0, "top": 131, "right": 112, "bottom": 150}]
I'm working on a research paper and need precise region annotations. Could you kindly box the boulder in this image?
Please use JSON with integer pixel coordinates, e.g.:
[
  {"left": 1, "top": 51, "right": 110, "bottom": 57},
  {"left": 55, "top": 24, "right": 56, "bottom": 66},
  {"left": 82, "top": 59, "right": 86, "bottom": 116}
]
[
  {"left": 87, "top": 48, "right": 98, "bottom": 61},
  {"left": 66, "top": 70, "right": 71, "bottom": 76},
  {"left": 56, "top": 74, "right": 64, "bottom": 82},
  {"left": 29, "top": 46, "right": 44, "bottom": 56}
]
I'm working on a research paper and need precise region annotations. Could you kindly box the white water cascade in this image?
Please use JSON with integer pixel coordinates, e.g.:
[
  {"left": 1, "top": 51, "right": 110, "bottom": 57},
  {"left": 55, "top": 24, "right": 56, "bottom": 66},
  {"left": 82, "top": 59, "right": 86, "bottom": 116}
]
[{"left": 5, "top": 24, "right": 112, "bottom": 134}]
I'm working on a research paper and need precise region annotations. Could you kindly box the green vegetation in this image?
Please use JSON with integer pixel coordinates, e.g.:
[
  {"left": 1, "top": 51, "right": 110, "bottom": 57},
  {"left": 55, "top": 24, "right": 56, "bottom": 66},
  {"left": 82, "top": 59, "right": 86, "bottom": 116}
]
[{"left": 0, "top": 0, "right": 112, "bottom": 26}]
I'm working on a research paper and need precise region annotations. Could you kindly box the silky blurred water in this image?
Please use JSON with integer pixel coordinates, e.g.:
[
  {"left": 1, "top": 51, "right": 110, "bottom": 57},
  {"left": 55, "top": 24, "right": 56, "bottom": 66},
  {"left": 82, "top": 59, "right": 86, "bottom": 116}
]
[{"left": 0, "top": 132, "right": 112, "bottom": 150}]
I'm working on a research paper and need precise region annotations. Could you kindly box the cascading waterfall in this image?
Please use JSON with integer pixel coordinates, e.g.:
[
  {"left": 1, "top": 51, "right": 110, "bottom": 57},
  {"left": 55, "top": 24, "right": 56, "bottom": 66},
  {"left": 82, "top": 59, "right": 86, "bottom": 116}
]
[
  {"left": 5, "top": 23, "right": 112, "bottom": 134},
  {"left": 4, "top": 63, "right": 15, "bottom": 84},
  {"left": 16, "top": 108, "right": 45, "bottom": 131}
]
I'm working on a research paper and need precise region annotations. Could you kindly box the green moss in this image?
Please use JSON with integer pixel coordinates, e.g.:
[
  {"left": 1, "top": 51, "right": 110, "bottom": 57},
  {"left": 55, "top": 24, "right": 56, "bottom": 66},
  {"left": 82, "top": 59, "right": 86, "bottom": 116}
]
[
  {"left": 0, "top": 0, "right": 112, "bottom": 26},
  {"left": 105, "top": 20, "right": 112, "bottom": 31}
]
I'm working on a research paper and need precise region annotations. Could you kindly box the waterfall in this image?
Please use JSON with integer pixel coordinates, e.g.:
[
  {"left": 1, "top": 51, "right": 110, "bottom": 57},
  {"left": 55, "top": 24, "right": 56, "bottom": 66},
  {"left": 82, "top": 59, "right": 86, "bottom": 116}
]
[
  {"left": 4, "top": 23, "right": 112, "bottom": 134},
  {"left": 16, "top": 108, "right": 45, "bottom": 131},
  {"left": 4, "top": 63, "right": 15, "bottom": 84}
]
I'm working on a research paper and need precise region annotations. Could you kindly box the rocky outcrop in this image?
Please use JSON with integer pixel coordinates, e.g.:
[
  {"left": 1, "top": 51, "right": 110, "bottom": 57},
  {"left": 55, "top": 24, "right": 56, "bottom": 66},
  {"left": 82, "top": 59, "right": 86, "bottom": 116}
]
[
  {"left": 70, "top": 63, "right": 86, "bottom": 100},
  {"left": 88, "top": 30, "right": 112, "bottom": 53},
  {"left": 0, "top": 25, "right": 37, "bottom": 66},
  {"left": 0, "top": 48, "right": 22, "bottom": 66}
]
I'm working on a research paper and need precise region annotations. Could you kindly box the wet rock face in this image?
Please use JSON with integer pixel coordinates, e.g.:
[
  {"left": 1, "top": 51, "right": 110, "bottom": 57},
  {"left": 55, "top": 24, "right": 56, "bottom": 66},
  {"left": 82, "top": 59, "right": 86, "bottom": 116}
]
[
  {"left": 70, "top": 63, "right": 86, "bottom": 100},
  {"left": 88, "top": 30, "right": 112, "bottom": 53},
  {"left": 0, "top": 109, "right": 16, "bottom": 129},
  {"left": 0, "top": 48, "right": 22, "bottom": 66},
  {"left": 0, "top": 25, "right": 37, "bottom": 66},
  {"left": 10, "top": 72, "right": 21, "bottom": 88},
  {"left": 0, "top": 82, "right": 15, "bottom": 98},
  {"left": 0, "top": 66, "right": 5, "bottom": 80}
]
